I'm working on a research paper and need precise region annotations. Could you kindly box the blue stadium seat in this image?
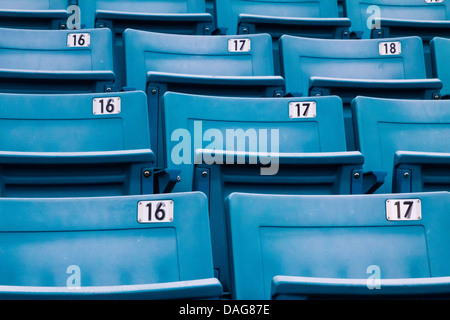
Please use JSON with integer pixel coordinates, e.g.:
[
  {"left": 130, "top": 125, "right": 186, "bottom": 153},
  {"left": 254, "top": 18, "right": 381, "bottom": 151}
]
[
  {"left": 0, "top": 0, "right": 73, "bottom": 30},
  {"left": 78, "top": 0, "right": 213, "bottom": 32},
  {"left": 226, "top": 191, "right": 450, "bottom": 300},
  {"left": 0, "top": 192, "right": 222, "bottom": 300},
  {"left": 393, "top": 151, "right": 450, "bottom": 194},
  {"left": 279, "top": 35, "right": 443, "bottom": 150},
  {"left": 124, "top": 29, "right": 285, "bottom": 166},
  {"left": 215, "top": 0, "right": 351, "bottom": 74},
  {"left": 0, "top": 91, "right": 160, "bottom": 197},
  {"left": 344, "top": 0, "right": 450, "bottom": 77},
  {"left": 345, "top": 0, "right": 450, "bottom": 40},
  {"left": 431, "top": 37, "right": 450, "bottom": 98},
  {"left": 163, "top": 92, "right": 367, "bottom": 193},
  {"left": 353, "top": 96, "right": 450, "bottom": 194},
  {"left": 0, "top": 27, "right": 116, "bottom": 93},
  {"left": 162, "top": 91, "right": 380, "bottom": 295},
  {"left": 78, "top": 0, "right": 214, "bottom": 91}
]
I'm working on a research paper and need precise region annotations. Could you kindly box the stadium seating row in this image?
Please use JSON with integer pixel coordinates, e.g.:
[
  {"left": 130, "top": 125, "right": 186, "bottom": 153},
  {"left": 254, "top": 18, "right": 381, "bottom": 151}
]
[
  {"left": 1, "top": 0, "right": 450, "bottom": 76},
  {"left": 1, "top": 91, "right": 449, "bottom": 197},
  {"left": 1, "top": 0, "right": 450, "bottom": 301},
  {"left": 4, "top": 0, "right": 448, "bottom": 37},
  {"left": 1, "top": 189, "right": 450, "bottom": 300},
  {"left": 0, "top": 27, "right": 449, "bottom": 152},
  {"left": 0, "top": 89, "right": 450, "bottom": 295}
]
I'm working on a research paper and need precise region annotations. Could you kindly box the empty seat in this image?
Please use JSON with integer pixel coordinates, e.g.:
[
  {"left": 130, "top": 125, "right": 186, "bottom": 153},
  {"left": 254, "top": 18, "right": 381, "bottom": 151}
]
[
  {"left": 0, "top": 0, "right": 73, "bottom": 30},
  {"left": 226, "top": 191, "right": 450, "bottom": 299},
  {"left": 431, "top": 37, "right": 450, "bottom": 98},
  {"left": 164, "top": 92, "right": 366, "bottom": 193},
  {"left": 124, "top": 29, "right": 285, "bottom": 166},
  {"left": 78, "top": 0, "right": 214, "bottom": 91},
  {"left": 162, "top": 91, "right": 377, "bottom": 295},
  {"left": 344, "top": 0, "right": 450, "bottom": 77},
  {"left": 215, "top": 0, "right": 351, "bottom": 74},
  {"left": 0, "top": 192, "right": 222, "bottom": 300},
  {"left": 78, "top": 0, "right": 213, "bottom": 32},
  {"left": 393, "top": 151, "right": 450, "bottom": 194},
  {"left": 345, "top": 0, "right": 450, "bottom": 40},
  {"left": 353, "top": 96, "right": 450, "bottom": 194},
  {"left": 0, "top": 27, "right": 116, "bottom": 93},
  {"left": 0, "top": 91, "right": 158, "bottom": 197},
  {"left": 279, "top": 35, "right": 443, "bottom": 150}
]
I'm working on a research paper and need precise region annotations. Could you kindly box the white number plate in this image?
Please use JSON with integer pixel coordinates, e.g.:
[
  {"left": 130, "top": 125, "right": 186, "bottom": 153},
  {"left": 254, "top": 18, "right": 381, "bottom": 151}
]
[
  {"left": 386, "top": 199, "right": 421, "bottom": 221},
  {"left": 228, "top": 38, "right": 251, "bottom": 52},
  {"left": 379, "top": 41, "right": 401, "bottom": 55},
  {"left": 67, "top": 33, "right": 91, "bottom": 47},
  {"left": 289, "top": 101, "right": 316, "bottom": 118},
  {"left": 93, "top": 97, "right": 121, "bottom": 115},
  {"left": 138, "top": 200, "right": 174, "bottom": 223},
  {"left": 425, "top": 0, "right": 444, "bottom": 3}
]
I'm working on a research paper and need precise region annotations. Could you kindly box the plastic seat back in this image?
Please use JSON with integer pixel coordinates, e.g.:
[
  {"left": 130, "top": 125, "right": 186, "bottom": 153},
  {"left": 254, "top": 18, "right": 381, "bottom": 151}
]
[
  {"left": 0, "top": 91, "right": 154, "bottom": 197},
  {"left": 0, "top": 192, "right": 222, "bottom": 300},
  {"left": 280, "top": 35, "right": 428, "bottom": 97},
  {"left": 163, "top": 92, "right": 349, "bottom": 192},
  {"left": 124, "top": 30, "right": 284, "bottom": 165},
  {"left": 227, "top": 191, "right": 450, "bottom": 299},
  {"left": 353, "top": 96, "right": 450, "bottom": 193},
  {"left": 431, "top": 37, "right": 450, "bottom": 98},
  {"left": 279, "top": 35, "right": 441, "bottom": 150},
  {"left": 0, "top": 27, "right": 115, "bottom": 93},
  {"left": 163, "top": 92, "right": 365, "bottom": 295},
  {"left": 345, "top": 0, "right": 450, "bottom": 39},
  {"left": 216, "top": 0, "right": 343, "bottom": 34},
  {"left": 78, "top": 0, "right": 214, "bottom": 90},
  {"left": 0, "top": 0, "right": 72, "bottom": 30}
]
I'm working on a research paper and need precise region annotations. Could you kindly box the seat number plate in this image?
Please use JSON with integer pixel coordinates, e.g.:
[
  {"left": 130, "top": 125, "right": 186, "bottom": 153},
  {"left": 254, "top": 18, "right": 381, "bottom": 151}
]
[
  {"left": 67, "top": 33, "right": 91, "bottom": 47},
  {"left": 228, "top": 39, "right": 251, "bottom": 52},
  {"left": 386, "top": 199, "right": 421, "bottom": 221},
  {"left": 138, "top": 200, "right": 174, "bottom": 223},
  {"left": 289, "top": 102, "right": 316, "bottom": 118},
  {"left": 93, "top": 97, "right": 121, "bottom": 115},
  {"left": 379, "top": 41, "right": 401, "bottom": 55}
]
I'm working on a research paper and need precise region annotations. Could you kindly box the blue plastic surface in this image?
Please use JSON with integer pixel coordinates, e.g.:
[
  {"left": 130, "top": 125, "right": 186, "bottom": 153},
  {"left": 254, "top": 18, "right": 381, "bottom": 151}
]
[
  {"left": 194, "top": 150, "right": 365, "bottom": 295},
  {"left": 394, "top": 151, "right": 450, "bottom": 193},
  {"left": 0, "top": 192, "right": 222, "bottom": 300},
  {"left": 226, "top": 191, "right": 450, "bottom": 299},
  {"left": 353, "top": 96, "right": 450, "bottom": 194},
  {"left": 345, "top": 0, "right": 450, "bottom": 39},
  {"left": 78, "top": 0, "right": 214, "bottom": 91},
  {"left": 279, "top": 35, "right": 442, "bottom": 150},
  {"left": 431, "top": 37, "right": 450, "bottom": 98},
  {"left": 215, "top": 0, "right": 350, "bottom": 74},
  {"left": 124, "top": 29, "right": 285, "bottom": 166},
  {"left": 280, "top": 35, "right": 437, "bottom": 97},
  {"left": 216, "top": 0, "right": 347, "bottom": 35},
  {"left": 0, "top": 27, "right": 115, "bottom": 93},
  {"left": 78, "top": 0, "right": 212, "bottom": 30},
  {"left": 162, "top": 91, "right": 368, "bottom": 294},
  {"left": 345, "top": 0, "right": 450, "bottom": 77},
  {"left": 0, "top": 91, "right": 155, "bottom": 197},
  {"left": 0, "top": 0, "right": 72, "bottom": 29},
  {"left": 163, "top": 92, "right": 351, "bottom": 192},
  {"left": 272, "top": 276, "right": 450, "bottom": 300}
]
